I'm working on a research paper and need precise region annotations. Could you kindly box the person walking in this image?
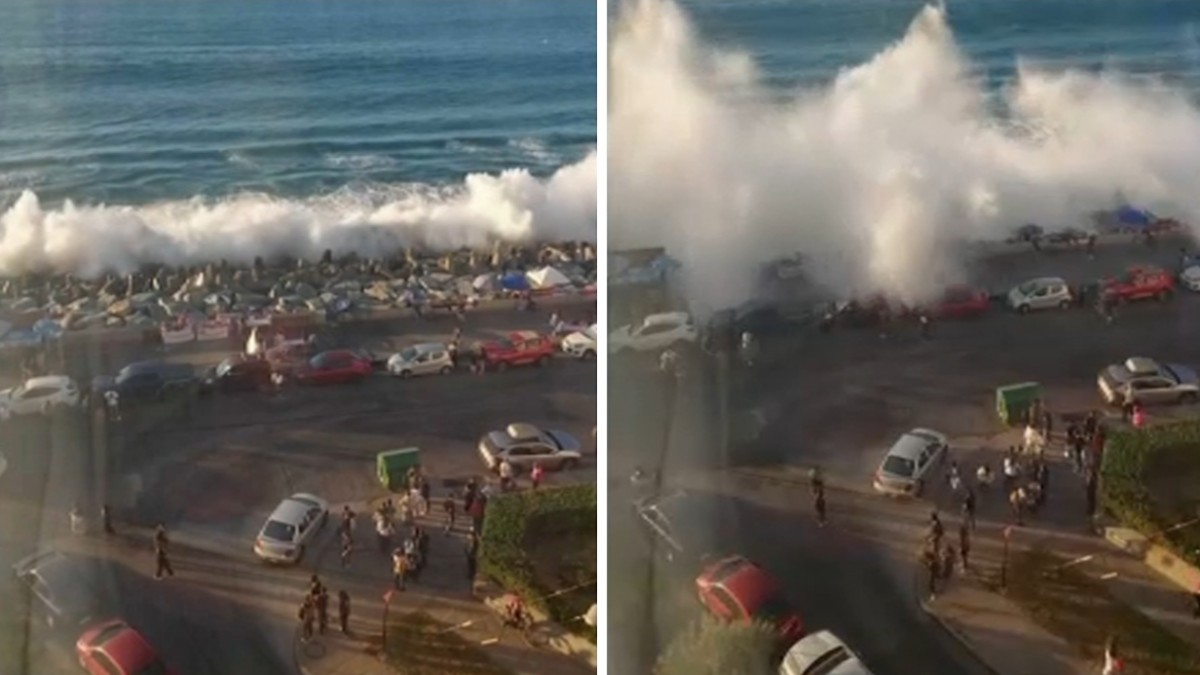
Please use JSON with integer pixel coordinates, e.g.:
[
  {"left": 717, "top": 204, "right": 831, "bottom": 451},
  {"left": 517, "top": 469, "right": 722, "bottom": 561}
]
[
  {"left": 419, "top": 478, "right": 431, "bottom": 514},
  {"left": 309, "top": 573, "right": 325, "bottom": 599},
  {"left": 530, "top": 462, "right": 544, "bottom": 490},
  {"left": 376, "top": 514, "right": 395, "bottom": 554},
  {"left": 338, "top": 590, "right": 352, "bottom": 635},
  {"left": 946, "top": 461, "right": 963, "bottom": 494},
  {"left": 498, "top": 460, "right": 515, "bottom": 492},
  {"left": 393, "top": 548, "right": 409, "bottom": 591},
  {"left": 70, "top": 504, "right": 87, "bottom": 535},
  {"left": 465, "top": 535, "right": 479, "bottom": 581},
  {"left": 1085, "top": 471, "right": 1099, "bottom": 519},
  {"left": 1010, "top": 486, "right": 1026, "bottom": 526},
  {"left": 814, "top": 488, "right": 827, "bottom": 528},
  {"left": 928, "top": 512, "right": 945, "bottom": 548},
  {"left": 809, "top": 467, "right": 825, "bottom": 496},
  {"left": 1035, "top": 461, "right": 1050, "bottom": 510},
  {"left": 100, "top": 504, "right": 115, "bottom": 536},
  {"left": 1003, "top": 450, "right": 1021, "bottom": 492},
  {"left": 298, "top": 597, "right": 316, "bottom": 643},
  {"left": 316, "top": 587, "right": 330, "bottom": 635},
  {"left": 153, "top": 524, "right": 174, "bottom": 580},
  {"left": 443, "top": 495, "right": 457, "bottom": 535},
  {"left": 923, "top": 545, "right": 940, "bottom": 601},
  {"left": 340, "top": 530, "right": 353, "bottom": 569},
  {"left": 961, "top": 488, "right": 977, "bottom": 531},
  {"left": 958, "top": 522, "right": 971, "bottom": 571},
  {"left": 339, "top": 505, "right": 356, "bottom": 539},
  {"left": 463, "top": 478, "right": 478, "bottom": 515}
]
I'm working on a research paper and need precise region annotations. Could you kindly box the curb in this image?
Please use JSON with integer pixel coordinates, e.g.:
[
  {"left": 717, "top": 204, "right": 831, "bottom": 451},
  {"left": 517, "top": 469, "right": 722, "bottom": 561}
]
[{"left": 912, "top": 565, "right": 1004, "bottom": 675}]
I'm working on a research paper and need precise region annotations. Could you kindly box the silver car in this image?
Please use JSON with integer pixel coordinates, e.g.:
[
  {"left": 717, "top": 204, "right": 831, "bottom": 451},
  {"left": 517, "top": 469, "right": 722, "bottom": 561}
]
[
  {"left": 1097, "top": 357, "right": 1200, "bottom": 406},
  {"left": 1007, "top": 277, "right": 1073, "bottom": 313},
  {"left": 872, "top": 428, "right": 948, "bottom": 497},
  {"left": 477, "top": 423, "right": 583, "bottom": 472},
  {"left": 387, "top": 343, "right": 454, "bottom": 378},
  {"left": 780, "top": 630, "right": 874, "bottom": 675}
]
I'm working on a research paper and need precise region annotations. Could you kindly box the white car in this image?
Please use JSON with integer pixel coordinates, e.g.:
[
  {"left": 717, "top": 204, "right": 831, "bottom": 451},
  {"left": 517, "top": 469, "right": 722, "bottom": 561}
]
[
  {"left": 609, "top": 312, "right": 697, "bottom": 354},
  {"left": 1007, "top": 277, "right": 1073, "bottom": 313},
  {"left": 253, "top": 493, "right": 329, "bottom": 564},
  {"left": 780, "top": 630, "right": 874, "bottom": 675},
  {"left": 872, "top": 428, "right": 949, "bottom": 497},
  {"left": 561, "top": 325, "right": 597, "bottom": 360},
  {"left": 0, "top": 376, "right": 82, "bottom": 417},
  {"left": 1180, "top": 265, "right": 1200, "bottom": 292},
  {"left": 478, "top": 423, "right": 583, "bottom": 472},
  {"left": 387, "top": 343, "right": 454, "bottom": 378}
]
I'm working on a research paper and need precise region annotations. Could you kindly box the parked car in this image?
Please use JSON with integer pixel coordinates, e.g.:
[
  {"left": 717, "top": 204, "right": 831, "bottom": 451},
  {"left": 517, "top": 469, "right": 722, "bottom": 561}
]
[
  {"left": 695, "top": 555, "right": 804, "bottom": 645},
  {"left": 477, "top": 423, "right": 582, "bottom": 472},
  {"left": 922, "top": 286, "right": 989, "bottom": 320},
  {"left": 77, "top": 619, "right": 178, "bottom": 675},
  {"left": 779, "top": 630, "right": 873, "bottom": 675},
  {"left": 1097, "top": 357, "right": 1199, "bottom": 406},
  {"left": 200, "top": 355, "right": 273, "bottom": 394},
  {"left": 609, "top": 311, "right": 698, "bottom": 354},
  {"left": 1179, "top": 264, "right": 1200, "bottom": 292},
  {"left": 93, "top": 361, "right": 196, "bottom": 403},
  {"left": 1101, "top": 266, "right": 1175, "bottom": 303},
  {"left": 481, "top": 331, "right": 556, "bottom": 371},
  {"left": 872, "top": 428, "right": 949, "bottom": 497},
  {"left": 253, "top": 493, "right": 330, "bottom": 564},
  {"left": 560, "top": 325, "right": 597, "bottom": 360},
  {"left": 1006, "top": 277, "right": 1073, "bottom": 313},
  {"left": 0, "top": 375, "right": 81, "bottom": 417},
  {"left": 288, "top": 350, "right": 373, "bottom": 386},
  {"left": 12, "top": 551, "right": 102, "bottom": 629},
  {"left": 387, "top": 343, "right": 454, "bottom": 378}
]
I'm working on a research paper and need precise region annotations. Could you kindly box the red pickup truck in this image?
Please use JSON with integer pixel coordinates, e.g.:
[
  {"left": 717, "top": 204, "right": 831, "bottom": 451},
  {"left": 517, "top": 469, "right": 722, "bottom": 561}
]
[
  {"left": 1101, "top": 266, "right": 1175, "bottom": 303},
  {"left": 482, "top": 331, "right": 555, "bottom": 372}
]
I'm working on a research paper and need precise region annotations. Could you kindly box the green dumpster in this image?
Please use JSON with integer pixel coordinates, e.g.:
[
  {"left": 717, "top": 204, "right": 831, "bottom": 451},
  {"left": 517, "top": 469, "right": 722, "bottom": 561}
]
[
  {"left": 996, "top": 382, "right": 1041, "bottom": 426},
  {"left": 377, "top": 447, "right": 421, "bottom": 492}
]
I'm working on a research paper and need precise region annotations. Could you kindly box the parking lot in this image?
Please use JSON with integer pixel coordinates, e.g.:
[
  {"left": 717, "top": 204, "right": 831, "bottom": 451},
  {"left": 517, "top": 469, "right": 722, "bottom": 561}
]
[
  {"left": 609, "top": 240, "right": 1200, "bottom": 675},
  {"left": 0, "top": 297, "right": 596, "bottom": 675}
]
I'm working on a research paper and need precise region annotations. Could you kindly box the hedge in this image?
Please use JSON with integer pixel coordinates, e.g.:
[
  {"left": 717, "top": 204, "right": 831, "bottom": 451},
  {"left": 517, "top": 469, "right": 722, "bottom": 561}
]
[
  {"left": 655, "top": 616, "right": 777, "bottom": 675},
  {"left": 1100, "top": 421, "right": 1200, "bottom": 568},
  {"left": 478, "top": 484, "right": 596, "bottom": 642}
]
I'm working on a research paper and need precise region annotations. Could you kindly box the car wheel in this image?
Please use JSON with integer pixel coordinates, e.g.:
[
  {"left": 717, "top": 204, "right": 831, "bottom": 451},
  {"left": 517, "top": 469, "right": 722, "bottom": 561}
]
[
  {"left": 1181, "top": 392, "right": 1198, "bottom": 405},
  {"left": 399, "top": 370, "right": 412, "bottom": 379},
  {"left": 1017, "top": 304, "right": 1030, "bottom": 315},
  {"left": 561, "top": 458, "right": 578, "bottom": 470},
  {"left": 538, "top": 356, "right": 551, "bottom": 368},
  {"left": 580, "top": 349, "right": 595, "bottom": 361},
  {"left": 497, "top": 361, "right": 508, "bottom": 373},
  {"left": 440, "top": 366, "right": 452, "bottom": 375},
  {"left": 1058, "top": 300, "right": 1071, "bottom": 310},
  {"left": 1158, "top": 290, "right": 1172, "bottom": 302}
]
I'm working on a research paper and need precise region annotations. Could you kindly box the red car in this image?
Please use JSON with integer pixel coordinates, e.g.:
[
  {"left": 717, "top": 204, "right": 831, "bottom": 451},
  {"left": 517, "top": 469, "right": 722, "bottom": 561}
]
[
  {"left": 925, "top": 286, "right": 990, "bottom": 319},
  {"left": 481, "top": 331, "right": 555, "bottom": 372},
  {"left": 292, "top": 350, "right": 373, "bottom": 385},
  {"left": 1102, "top": 266, "right": 1174, "bottom": 303},
  {"left": 76, "top": 619, "right": 177, "bottom": 675},
  {"left": 695, "top": 555, "right": 804, "bottom": 645}
]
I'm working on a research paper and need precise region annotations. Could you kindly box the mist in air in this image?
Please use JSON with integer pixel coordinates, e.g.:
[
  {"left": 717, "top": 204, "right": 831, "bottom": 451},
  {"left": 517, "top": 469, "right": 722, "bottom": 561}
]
[
  {"left": 0, "top": 151, "right": 597, "bottom": 278},
  {"left": 610, "top": 0, "right": 1200, "bottom": 313}
]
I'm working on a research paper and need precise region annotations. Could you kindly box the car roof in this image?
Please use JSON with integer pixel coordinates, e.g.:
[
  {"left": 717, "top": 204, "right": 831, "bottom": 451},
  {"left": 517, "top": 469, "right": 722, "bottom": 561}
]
[
  {"left": 707, "top": 557, "right": 779, "bottom": 613},
  {"left": 411, "top": 342, "right": 447, "bottom": 353},
  {"left": 508, "top": 330, "right": 540, "bottom": 341},
  {"left": 780, "top": 631, "right": 870, "bottom": 675},
  {"left": 90, "top": 622, "right": 159, "bottom": 671},
  {"left": 886, "top": 429, "right": 944, "bottom": 461},
  {"left": 506, "top": 423, "right": 543, "bottom": 441},
  {"left": 1124, "top": 357, "right": 1159, "bottom": 374},
  {"left": 24, "top": 375, "right": 73, "bottom": 389},
  {"left": 268, "top": 496, "right": 321, "bottom": 525},
  {"left": 644, "top": 311, "right": 690, "bottom": 326},
  {"left": 1028, "top": 277, "right": 1066, "bottom": 286}
]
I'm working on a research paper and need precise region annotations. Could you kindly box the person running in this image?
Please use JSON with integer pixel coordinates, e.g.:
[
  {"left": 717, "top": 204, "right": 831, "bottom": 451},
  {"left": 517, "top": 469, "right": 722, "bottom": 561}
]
[{"left": 338, "top": 590, "right": 352, "bottom": 635}]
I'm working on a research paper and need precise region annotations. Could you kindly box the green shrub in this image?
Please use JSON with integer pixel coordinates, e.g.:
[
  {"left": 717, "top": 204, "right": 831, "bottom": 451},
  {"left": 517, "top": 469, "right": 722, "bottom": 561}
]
[
  {"left": 478, "top": 484, "right": 597, "bottom": 643},
  {"left": 1100, "top": 422, "right": 1200, "bottom": 568},
  {"left": 655, "top": 616, "right": 777, "bottom": 675}
]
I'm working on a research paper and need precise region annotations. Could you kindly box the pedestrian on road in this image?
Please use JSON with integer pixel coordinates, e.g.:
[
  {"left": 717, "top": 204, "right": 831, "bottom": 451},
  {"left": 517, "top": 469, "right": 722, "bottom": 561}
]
[
  {"left": 1132, "top": 403, "right": 1147, "bottom": 429},
  {"left": 443, "top": 495, "right": 457, "bottom": 534},
  {"left": 377, "top": 516, "right": 395, "bottom": 554},
  {"left": 465, "top": 537, "right": 478, "bottom": 581},
  {"left": 809, "top": 467, "right": 825, "bottom": 497},
  {"left": 1040, "top": 410, "right": 1053, "bottom": 443},
  {"left": 940, "top": 544, "right": 956, "bottom": 581},
  {"left": 1085, "top": 472, "right": 1098, "bottom": 518},
  {"left": 959, "top": 522, "right": 971, "bottom": 571},
  {"left": 530, "top": 462, "right": 544, "bottom": 490},
  {"left": 1071, "top": 430, "right": 1087, "bottom": 474},
  {"left": 70, "top": 504, "right": 86, "bottom": 535},
  {"left": 976, "top": 462, "right": 994, "bottom": 495},
  {"left": 1103, "top": 635, "right": 1125, "bottom": 675},
  {"left": 928, "top": 512, "right": 944, "bottom": 547},
  {"left": 1010, "top": 487, "right": 1026, "bottom": 526},
  {"left": 1035, "top": 461, "right": 1050, "bottom": 509},
  {"left": 814, "top": 489, "right": 827, "bottom": 528},
  {"left": 393, "top": 548, "right": 409, "bottom": 591},
  {"left": 946, "top": 461, "right": 963, "bottom": 494},
  {"left": 1084, "top": 410, "right": 1099, "bottom": 441},
  {"left": 100, "top": 504, "right": 115, "bottom": 536},
  {"left": 923, "top": 547, "right": 940, "bottom": 601},
  {"left": 153, "top": 524, "right": 174, "bottom": 580},
  {"left": 309, "top": 573, "right": 324, "bottom": 599},
  {"left": 961, "top": 488, "right": 977, "bottom": 531},
  {"left": 919, "top": 313, "right": 931, "bottom": 339},
  {"left": 299, "top": 597, "right": 315, "bottom": 642},
  {"left": 339, "top": 505, "right": 355, "bottom": 538},
  {"left": 1003, "top": 450, "right": 1020, "bottom": 492},
  {"left": 316, "top": 587, "right": 329, "bottom": 635},
  {"left": 419, "top": 479, "right": 431, "bottom": 513},
  {"left": 463, "top": 478, "right": 478, "bottom": 514},
  {"left": 340, "top": 530, "right": 353, "bottom": 569},
  {"left": 338, "top": 590, "right": 351, "bottom": 635}
]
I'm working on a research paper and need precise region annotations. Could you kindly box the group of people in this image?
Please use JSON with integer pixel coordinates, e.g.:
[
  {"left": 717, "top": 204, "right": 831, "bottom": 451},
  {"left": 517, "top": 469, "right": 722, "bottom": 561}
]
[
  {"left": 297, "top": 574, "right": 352, "bottom": 642},
  {"left": 921, "top": 511, "right": 969, "bottom": 600}
]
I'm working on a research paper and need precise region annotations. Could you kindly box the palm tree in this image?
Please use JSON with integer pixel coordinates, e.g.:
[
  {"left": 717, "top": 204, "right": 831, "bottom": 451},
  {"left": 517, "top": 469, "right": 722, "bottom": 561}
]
[{"left": 655, "top": 616, "right": 777, "bottom": 675}]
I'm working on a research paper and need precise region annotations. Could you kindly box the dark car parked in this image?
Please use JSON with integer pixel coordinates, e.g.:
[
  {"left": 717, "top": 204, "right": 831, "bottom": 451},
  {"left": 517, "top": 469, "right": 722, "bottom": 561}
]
[
  {"left": 93, "top": 360, "right": 196, "bottom": 403},
  {"left": 200, "top": 354, "right": 273, "bottom": 395}
]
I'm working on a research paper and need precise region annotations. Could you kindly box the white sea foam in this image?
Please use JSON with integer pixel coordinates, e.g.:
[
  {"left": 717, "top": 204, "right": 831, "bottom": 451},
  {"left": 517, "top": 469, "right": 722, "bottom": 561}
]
[
  {"left": 509, "top": 137, "right": 562, "bottom": 165},
  {"left": 0, "top": 151, "right": 596, "bottom": 278},
  {"left": 611, "top": 0, "right": 1200, "bottom": 313},
  {"left": 322, "top": 153, "right": 398, "bottom": 171}
]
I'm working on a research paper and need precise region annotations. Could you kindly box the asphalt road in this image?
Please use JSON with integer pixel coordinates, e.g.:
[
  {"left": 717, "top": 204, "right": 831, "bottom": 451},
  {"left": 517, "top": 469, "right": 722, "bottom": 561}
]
[
  {"left": 609, "top": 240, "right": 1200, "bottom": 675},
  {"left": 0, "top": 299, "right": 596, "bottom": 675}
]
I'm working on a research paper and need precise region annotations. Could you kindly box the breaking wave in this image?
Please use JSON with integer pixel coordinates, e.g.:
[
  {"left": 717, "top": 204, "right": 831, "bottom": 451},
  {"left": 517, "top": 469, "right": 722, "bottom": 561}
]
[
  {"left": 0, "top": 150, "right": 596, "bottom": 278},
  {"left": 610, "top": 0, "right": 1200, "bottom": 312}
]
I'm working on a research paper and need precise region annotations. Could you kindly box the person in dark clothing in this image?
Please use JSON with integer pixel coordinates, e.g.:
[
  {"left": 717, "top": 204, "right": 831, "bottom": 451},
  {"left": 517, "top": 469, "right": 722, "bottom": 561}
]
[
  {"left": 443, "top": 496, "right": 457, "bottom": 534},
  {"left": 419, "top": 480, "right": 431, "bottom": 512},
  {"left": 463, "top": 478, "right": 478, "bottom": 514},
  {"left": 309, "top": 573, "right": 324, "bottom": 599},
  {"left": 101, "top": 504, "right": 115, "bottom": 535},
  {"left": 1035, "top": 462, "right": 1050, "bottom": 509},
  {"left": 809, "top": 467, "right": 824, "bottom": 497},
  {"left": 465, "top": 538, "right": 478, "bottom": 581},
  {"left": 315, "top": 587, "right": 329, "bottom": 635},
  {"left": 923, "top": 546, "right": 940, "bottom": 600},
  {"left": 1040, "top": 410, "right": 1054, "bottom": 443},
  {"left": 1085, "top": 472, "right": 1099, "bottom": 518},
  {"left": 814, "top": 490, "right": 827, "bottom": 527},
  {"left": 1084, "top": 410, "right": 1099, "bottom": 441},
  {"left": 338, "top": 591, "right": 352, "bottom": 635},
  {"left": 299, "top": 597, "right": 315, "bottom": 642},
  {"left": 959, "top": 522, "right": 971, "bottom": 571},
  {"left": 941, "top": 544, "right": 956, "bottom": 580},
  {"left": 961, "top": 489, "right": 977, "bottom": 531},
  {"left": 153, "top": 524, "right": 174, "bottom": 579},
  {"left": 928, "top": 512, "right": 944, "bottom": 547}
]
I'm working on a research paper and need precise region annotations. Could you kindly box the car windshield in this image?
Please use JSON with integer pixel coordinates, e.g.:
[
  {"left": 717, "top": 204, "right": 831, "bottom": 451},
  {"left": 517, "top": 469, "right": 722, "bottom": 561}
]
[
  {"left": 400, "top": 347, "right": 417, "bottom": 361},
  {"left": 753, "top": 593, "right": 794, "bottom": 622},
  {"left": 882, "top": 455, "right": 915, "bottom": 477},
  {"left": 262, "top": 520, "right": 296, "bottom": 542},
  {"left": 804, "top": 647, "right": 853, "bottom": 675},
  {"left": 133, "top": 659, "right": 171, "bottom": 675},
  {"left": 216, "top": 359, "right": 236, "bottom": 377},
  {"left": 1017, "top": 281, "right": 1038, "bottom": 295},
  {"left": 91, "top": 623, "right": 126, "bottom": 647}
]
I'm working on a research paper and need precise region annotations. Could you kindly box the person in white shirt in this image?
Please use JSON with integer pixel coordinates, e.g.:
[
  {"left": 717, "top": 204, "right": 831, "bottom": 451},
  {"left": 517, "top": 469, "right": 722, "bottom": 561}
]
[{"left": 498, "top": 460, "right": 515, "bottom": 491}]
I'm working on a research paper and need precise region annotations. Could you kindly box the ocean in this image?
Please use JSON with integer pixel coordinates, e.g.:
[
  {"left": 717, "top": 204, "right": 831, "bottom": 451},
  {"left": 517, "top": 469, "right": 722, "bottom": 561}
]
[
  {"left": 0, "top": 0, "right": 596, "bottom": 276},
  {"left": 610, "top": 0, "right": 1200, "bottom": 311}
]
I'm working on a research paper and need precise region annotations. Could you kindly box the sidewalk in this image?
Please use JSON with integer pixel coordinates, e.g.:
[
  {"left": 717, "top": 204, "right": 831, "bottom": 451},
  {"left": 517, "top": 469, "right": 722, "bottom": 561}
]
[{"left": 294, "top": 498, "right": 595, "bottom": 675}]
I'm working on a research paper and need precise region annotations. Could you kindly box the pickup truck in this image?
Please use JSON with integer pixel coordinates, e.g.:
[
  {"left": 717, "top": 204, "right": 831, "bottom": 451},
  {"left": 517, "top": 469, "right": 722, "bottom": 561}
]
[
  {"left": 1101, "top": 266, "right": 1175, "bottom": 304},
  {"left": 92, "top": 360, "right": 197, "bottom": 403}
]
